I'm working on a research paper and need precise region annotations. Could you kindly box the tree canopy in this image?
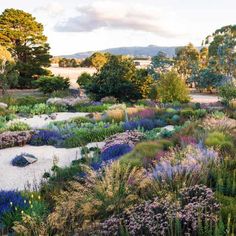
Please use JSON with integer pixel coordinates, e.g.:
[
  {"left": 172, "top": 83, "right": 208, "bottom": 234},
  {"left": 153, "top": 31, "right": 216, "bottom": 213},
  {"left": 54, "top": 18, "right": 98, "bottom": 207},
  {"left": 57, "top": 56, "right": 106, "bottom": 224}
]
[
  {"left": 0, "top": 8, "right": 51, "bottom": 88},
  {"left": 204, "top": 25, "right": 236, "bottom": 80},
  {"left": 79, "top": 55, "right": 154, "bottom": 101}
]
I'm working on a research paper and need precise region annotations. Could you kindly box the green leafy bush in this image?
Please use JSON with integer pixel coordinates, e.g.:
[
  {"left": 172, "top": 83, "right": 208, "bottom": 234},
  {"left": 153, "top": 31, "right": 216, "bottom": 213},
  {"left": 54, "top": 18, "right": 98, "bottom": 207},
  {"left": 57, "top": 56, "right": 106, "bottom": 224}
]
[
  {"left": 120, "top": 140, "right": 173, "bottom": 167},
  {"left": 15, "top": 96, "right": 47, "bottom": 106},
  {"left": 219, "top": 83, "right": 236, "bottom": 105},
  {"left": 63, "top": 123, "right": 124, "bottom": 147},
  {"left": 35, "top": 76, "right": 70, "bottom": 94},
  {"left": 150, "top": 71, "right": 190, "bottom": 103},
  {"left": 74, "top": 104, "right": 109, "bottom": 112},
  {"left": 205, "top": 131, "right": 234, "bottom": 154},
  {"left": 7, "top": 122, "right": 30, "bottom": 132},
  {"left": 180, "top": 108, "right": 194, "bottom": 118},
  {"left": 9, "top": 103, "right": 67, "bottom": 116}
]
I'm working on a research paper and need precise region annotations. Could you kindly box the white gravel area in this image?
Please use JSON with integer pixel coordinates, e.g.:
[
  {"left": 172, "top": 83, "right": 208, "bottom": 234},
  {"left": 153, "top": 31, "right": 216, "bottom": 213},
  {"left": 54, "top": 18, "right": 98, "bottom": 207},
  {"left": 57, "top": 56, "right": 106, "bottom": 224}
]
[
  {"left": 9, "top": 112, "right": 89, "bottom": 129},
  {"left": 190, "top": 94, "right": 219, "bottom": 103},
  {"left": 0, "top": 142, "right": 104, "bottom": 191}
]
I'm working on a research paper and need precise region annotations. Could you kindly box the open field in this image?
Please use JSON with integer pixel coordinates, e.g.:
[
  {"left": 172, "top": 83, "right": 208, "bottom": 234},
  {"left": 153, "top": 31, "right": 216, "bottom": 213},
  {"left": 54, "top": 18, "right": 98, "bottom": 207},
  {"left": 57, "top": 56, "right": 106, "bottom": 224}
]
[{"left": 49, "top": 64, "right": 96, "bottom": 88}]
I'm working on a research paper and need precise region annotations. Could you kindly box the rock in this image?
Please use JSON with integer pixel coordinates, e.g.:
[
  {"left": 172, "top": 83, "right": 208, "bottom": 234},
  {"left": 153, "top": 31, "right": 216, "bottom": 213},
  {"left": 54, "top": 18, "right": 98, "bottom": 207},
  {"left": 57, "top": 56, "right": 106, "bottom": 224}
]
[
  {"left": 0, "top": 102, "right": 8, "bottom": 109},
  {"left": 49, "top": 114, "right": 57, "bottom": 120},
  {"left": 12, "top": 153, "right": 38, "bottom": 167}
]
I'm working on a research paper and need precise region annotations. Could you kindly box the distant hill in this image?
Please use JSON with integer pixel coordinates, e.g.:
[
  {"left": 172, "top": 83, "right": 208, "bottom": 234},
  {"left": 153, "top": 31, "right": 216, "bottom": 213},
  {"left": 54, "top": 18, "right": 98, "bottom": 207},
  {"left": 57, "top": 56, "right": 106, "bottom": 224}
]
[{"left": 60, "top": 45, "right": 181, "bottom": 59}]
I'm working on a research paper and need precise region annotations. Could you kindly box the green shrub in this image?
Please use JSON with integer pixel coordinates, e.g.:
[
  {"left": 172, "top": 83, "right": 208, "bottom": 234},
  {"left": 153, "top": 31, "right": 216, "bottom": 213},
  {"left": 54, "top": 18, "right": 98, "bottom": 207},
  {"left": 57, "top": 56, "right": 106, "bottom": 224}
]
[
  {"left": 9, "top": 103, "right": 67, "bottom": 116},
  {"left": 216, "top": 194, "right": 236, "bottom": 232},
  {"left": 219, "top": 83, "right": 236, "bottom": 105},
  {"left": 71, "top": 116, "right": 94, "bottom": 125},
  {"left": 180, "top": 108, "right": 194, "bottom": 118},
  {"left": 205, "top": 131, "right": 234, "bottom": 154},
  {"left": 7, "top": 122, "right": 30, "bottom": 131},
  {"left": 16, "top": 96, "right": 47, "bottom": 106},
  {"left": 150, "top": 71, "right": 190, "bottom": 103},
  {"left": 35, "top": 76, "right": 70, "bottom": 94},
  {"left": 63, "top": 124, "right": 124, "bottom": 147},
  {"left": 74, "top": 104, "right": 109, "bottom": 113},
  {"left": 120, "top": 140, "right": 173, "bottom": 167},
  {"left": 193, "top": 109, "right": 207, "bottom": 119}
]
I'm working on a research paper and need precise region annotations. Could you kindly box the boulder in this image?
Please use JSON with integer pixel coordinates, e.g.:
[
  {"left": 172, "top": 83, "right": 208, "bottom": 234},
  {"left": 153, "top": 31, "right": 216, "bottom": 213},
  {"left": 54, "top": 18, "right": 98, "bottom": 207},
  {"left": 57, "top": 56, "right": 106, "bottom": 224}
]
[
  {"left": 12, "top": 153, "right": 38, "bottom": 167},
  {"left": 0, "top": 102, "right": 8, "bottom": 109}
]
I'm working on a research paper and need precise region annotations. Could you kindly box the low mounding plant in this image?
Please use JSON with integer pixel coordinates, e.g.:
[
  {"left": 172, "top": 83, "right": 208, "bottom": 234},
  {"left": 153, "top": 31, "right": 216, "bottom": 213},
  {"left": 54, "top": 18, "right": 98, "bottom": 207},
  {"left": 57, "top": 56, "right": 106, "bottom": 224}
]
[
  {"left": 219, "top": 83, "right": 236, "bottom": 105},
  {"left": 205, "top": 131, "right": 234, "bottom": 154},
  {"left": 101, "top": 96, "right": 118, "bottom": 104},
  {"left": 123, "top": 118, "right": 166, "bottom": 131},
  {"left": 91, "top": 144, "right": 133, "bottom": 170},
  {"left": 150, "top": 71, "right": 190, "bottom": 103},
  {"left": 120, "top": 140, "right": 173, "bottom": 167},
  {"left": 30, "top": 130, "right": 63, "bottom": 146},
  {"left": 100, "top": 144, "right": 132, "bottom": 162},
  {"left": 7, "top": 122, "right": 30, "bottom": 132},
  {"left": 35, "top": 76, "right": 70, "bottom": 94},
  {"left": 63, "top": 123, "right": 124, "bottom": 147},
  {"left": 92, "top": 185, "right": 219, "bottom": 236}
]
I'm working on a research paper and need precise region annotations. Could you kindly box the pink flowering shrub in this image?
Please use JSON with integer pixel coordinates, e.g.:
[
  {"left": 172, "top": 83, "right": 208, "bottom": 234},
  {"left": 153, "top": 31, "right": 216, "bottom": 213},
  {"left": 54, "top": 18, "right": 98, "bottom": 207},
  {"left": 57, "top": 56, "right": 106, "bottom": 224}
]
[{"left": 102, "top": 130, "right": 144, "bottom": 152}]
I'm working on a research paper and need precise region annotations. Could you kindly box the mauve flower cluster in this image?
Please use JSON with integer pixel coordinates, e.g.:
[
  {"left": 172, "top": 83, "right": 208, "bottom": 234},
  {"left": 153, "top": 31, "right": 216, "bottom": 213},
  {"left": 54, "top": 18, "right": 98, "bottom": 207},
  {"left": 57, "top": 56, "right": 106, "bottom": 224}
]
[
  {"left": 153, "top": 145, "right": 219, "bottom": 184},
  {"left": 0, "top": 190, "right": 29, "bottom": 220},
  {"left": 91, "top": 144, "right": 133, "bottom": 171},
  {"left": 102, "top": 130, "right": 144, "bottom": 152},
  {"left": 129, "top": 108, "right": 156, "bottom": 120},
  {"left": 29, "top": 130, "right": 64, "bottom": 146},
  {"left": 93, "top": 185, "right": 219, "bottom": 236},
  {"left": 123, "top": 118, "right": 166, "bottom": 131},
  {"left": 179, "top": 135, "right": 197, "bottom": 147},
  {"left": 179, "top": 185, "right": 220, "bottom": 233}
]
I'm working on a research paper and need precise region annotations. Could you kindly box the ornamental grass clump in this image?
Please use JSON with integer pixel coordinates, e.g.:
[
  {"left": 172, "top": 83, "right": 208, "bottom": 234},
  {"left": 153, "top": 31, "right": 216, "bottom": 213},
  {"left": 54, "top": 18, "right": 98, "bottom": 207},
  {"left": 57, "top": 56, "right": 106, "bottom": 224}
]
[{"left": 47, "top": 162, "right": 153, "bottom": 235}]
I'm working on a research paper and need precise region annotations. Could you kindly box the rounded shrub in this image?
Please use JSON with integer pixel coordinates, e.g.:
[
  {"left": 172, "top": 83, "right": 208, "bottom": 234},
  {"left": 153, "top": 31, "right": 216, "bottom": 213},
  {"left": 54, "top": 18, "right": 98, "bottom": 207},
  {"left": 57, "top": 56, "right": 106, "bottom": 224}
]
[
  {"left": 150, "top": 71, "right": 190, "bottom": 103},
  {"left": 35, "top": 76, "right": 70, "bottom": 94},
  {"left": 205, "top": 131, "right": 234, "bottom": 154},
  {"left": 120, "top": 140, "right": 173, "bottom": 167}
]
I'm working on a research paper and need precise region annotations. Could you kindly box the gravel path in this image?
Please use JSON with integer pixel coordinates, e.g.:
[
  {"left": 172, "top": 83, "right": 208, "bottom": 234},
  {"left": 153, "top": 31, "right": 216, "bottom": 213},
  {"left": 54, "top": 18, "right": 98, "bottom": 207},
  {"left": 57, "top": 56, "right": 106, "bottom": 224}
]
[
  {"left": 0, "top": 142, "right": 104, "bottom": 191},
  {"left": 8, "top": 112, "right": 89, "bottom": 129},
  {"left": 190, "top": 94, "right": 219, "bottom": 103}
]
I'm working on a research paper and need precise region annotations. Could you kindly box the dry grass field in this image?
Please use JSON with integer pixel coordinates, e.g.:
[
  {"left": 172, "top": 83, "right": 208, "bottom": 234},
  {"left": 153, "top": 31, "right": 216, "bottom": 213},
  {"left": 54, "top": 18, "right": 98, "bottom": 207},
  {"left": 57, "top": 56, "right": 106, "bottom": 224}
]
[{"left": 49, "top": 64, "right": 97, "bottom": 88}]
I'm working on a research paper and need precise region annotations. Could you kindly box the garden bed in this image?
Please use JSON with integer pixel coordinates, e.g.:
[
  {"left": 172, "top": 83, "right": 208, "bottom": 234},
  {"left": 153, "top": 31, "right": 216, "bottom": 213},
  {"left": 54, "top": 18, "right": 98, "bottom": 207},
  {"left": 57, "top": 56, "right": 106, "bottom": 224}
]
[{"left": 0, "top": 142, "right": 104, "bottom": 191}]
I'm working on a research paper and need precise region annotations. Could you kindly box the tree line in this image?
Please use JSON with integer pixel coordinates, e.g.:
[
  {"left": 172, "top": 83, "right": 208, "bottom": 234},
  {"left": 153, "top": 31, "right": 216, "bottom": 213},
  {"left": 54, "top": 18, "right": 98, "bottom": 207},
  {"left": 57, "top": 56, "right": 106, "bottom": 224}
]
[{"left": 0, "top": 8, "right": 235, "bottom": 100}]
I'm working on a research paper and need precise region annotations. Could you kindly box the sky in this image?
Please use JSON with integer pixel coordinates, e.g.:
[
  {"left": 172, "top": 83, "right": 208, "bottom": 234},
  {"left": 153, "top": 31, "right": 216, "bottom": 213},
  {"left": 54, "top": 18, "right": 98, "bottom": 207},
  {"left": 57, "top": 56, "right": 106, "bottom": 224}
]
[{"left": 0, "top": 0, "right": 235, "bottom": 55}]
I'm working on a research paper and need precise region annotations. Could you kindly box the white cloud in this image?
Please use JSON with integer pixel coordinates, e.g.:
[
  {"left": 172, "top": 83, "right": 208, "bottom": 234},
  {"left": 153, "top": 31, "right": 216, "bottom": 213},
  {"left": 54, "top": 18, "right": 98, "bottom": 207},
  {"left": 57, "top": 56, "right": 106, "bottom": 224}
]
[
  {"left": 34, "top": 2, "right": 64, "bottom": 17},
  {"left": 54, "top": 1, "right": 179, "bottom": 36}
]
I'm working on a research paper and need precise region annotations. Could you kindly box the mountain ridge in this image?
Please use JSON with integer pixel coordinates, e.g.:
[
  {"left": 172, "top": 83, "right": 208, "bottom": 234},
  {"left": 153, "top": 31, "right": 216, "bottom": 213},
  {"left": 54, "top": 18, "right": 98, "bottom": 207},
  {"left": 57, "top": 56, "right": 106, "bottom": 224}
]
[{"left": 60, "top": 45, "right": 183, "bottom": 59}]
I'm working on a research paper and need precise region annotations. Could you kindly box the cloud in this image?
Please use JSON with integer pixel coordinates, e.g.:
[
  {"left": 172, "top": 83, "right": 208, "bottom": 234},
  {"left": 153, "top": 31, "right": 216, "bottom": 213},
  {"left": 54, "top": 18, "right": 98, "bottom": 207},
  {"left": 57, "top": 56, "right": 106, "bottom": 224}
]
[
  {"left": 34, "top": 2, "right": 64, "bottom": 17},
  {"left": 54, "top": 1, "right": 177, "bottom": 36}
]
